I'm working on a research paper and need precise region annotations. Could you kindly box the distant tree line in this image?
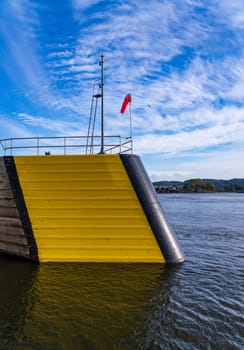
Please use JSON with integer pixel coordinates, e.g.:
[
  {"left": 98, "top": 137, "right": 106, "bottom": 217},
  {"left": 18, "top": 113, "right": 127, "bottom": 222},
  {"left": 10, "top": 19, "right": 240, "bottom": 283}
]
[
  {"left": 154, "top": 178, "right": 244, "bottom": 193},
  {"left": 183, "top": 179, "right": 244, "bottom": 192},
  {"left": 183, "top": 179, "right": 215, "bottom": 192},
  {"left": 223, "top": 183, "right": 244, "bottom": 192}
]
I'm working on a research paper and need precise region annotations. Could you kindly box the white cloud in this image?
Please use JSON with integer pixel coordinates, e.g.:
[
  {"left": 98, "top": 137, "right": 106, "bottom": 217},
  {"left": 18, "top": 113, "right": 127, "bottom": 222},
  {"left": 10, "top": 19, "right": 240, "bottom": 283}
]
[
  {"left": 17, "top": 113, "right": 86, "bottom": 135},
  {"left": 144, "top": 146, "right": 244, "bottom": 181},
  {"left": 133, "top": 105, "right": 244, "bottom": 154},
  {"left": 71, "top": 0, "right": 101, "bottom": 11},
  {"left": 215, "top": 0, "right": 244, "bottom": 29},
  {"left": 0, "top": 1, "right": 56, "bottom": 104},
  {"left": 0, "top": 114, "right": 33, "bottom": 141}
]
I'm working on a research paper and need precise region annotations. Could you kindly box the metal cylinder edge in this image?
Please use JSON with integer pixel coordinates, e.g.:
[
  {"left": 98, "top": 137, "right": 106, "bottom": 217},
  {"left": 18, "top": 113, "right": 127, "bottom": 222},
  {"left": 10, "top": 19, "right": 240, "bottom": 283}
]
[{"left": 120, "top": 154, "right": 185, "bottom": 264}]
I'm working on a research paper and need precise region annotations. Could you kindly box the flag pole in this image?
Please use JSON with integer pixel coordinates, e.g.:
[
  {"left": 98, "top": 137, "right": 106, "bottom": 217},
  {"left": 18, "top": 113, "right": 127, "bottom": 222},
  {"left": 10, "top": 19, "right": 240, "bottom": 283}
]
[
  {"left": 120, "top": 94, "right": 133, "bottom": 154},
  {"left": 129, "top": 99, "right": 133, "bottom": 153},
  {"left": 99, "top": 54, "right": 104, "bottom": 154}
]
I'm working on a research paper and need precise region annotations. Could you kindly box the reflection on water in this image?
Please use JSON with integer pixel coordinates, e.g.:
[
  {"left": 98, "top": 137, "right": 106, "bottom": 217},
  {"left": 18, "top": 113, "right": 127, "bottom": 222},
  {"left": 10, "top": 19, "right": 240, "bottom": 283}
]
[
  {"left": 0, "top": 193, "right": 243, "bottom": 349},
  {"left": 0, "top": 258, "right": 180, "bottom": 349},
  {"left": 0, "top": 257, "right": 38, "bottom": 349}
]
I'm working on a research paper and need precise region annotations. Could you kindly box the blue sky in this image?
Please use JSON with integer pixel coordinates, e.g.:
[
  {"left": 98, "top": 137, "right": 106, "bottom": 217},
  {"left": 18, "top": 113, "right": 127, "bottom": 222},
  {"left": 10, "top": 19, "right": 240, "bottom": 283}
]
[{"left": 0, "top": 0, "right": 244, "bottom": 181}]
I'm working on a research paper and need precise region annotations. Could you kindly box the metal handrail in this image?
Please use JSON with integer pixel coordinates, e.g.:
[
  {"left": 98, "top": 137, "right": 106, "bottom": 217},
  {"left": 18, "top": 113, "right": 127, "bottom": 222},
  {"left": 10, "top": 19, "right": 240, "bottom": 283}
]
[{"left": 0, "top": 135, "right": 132, "bottom": 156}]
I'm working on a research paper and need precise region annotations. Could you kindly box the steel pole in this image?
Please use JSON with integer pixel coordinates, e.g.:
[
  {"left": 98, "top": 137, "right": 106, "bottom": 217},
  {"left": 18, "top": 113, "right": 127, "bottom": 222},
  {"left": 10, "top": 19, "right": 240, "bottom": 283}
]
[{"left": 100, "top": 54, "right": 104, "bottom": 154}]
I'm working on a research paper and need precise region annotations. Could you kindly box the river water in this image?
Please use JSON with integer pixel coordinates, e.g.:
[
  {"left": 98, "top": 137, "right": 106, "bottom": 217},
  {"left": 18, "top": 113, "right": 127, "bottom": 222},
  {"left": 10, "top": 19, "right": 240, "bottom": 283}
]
[{"left": 0, "top": 193, "right": 243, "bottom": 349}]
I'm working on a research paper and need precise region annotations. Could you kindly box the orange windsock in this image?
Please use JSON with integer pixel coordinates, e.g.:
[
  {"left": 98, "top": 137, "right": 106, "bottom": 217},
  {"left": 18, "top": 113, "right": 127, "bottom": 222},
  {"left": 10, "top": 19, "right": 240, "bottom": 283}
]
[{"left": 120, "top": 94, "right": 132, "bottom": 114}]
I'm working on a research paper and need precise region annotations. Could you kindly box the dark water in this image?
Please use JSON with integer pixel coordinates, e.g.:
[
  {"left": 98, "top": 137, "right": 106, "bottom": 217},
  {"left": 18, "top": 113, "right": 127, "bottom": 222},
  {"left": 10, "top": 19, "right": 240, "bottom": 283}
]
[{"left": 0, "top": 193, "right": 243, "bottom": 349}]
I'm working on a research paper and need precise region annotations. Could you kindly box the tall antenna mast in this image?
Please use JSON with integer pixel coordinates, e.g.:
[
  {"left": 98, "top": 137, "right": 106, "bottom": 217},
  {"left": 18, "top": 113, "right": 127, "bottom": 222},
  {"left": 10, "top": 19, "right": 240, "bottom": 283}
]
[{"left": 99, "top": 54, "right": 104, "bottom": 154}]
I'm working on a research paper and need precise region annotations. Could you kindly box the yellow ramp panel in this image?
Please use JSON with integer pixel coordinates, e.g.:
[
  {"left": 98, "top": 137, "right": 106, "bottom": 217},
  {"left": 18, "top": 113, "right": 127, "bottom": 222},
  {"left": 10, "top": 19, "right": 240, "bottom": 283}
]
[{"left": 14, "top": 155, "right": 165, "bottom": 262}]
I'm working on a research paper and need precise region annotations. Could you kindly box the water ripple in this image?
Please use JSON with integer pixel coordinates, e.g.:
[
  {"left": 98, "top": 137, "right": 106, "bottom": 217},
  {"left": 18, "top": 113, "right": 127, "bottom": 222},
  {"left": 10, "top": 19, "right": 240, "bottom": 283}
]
[{"left": 0, "top": 193, "right": 243, "bottom": 349}]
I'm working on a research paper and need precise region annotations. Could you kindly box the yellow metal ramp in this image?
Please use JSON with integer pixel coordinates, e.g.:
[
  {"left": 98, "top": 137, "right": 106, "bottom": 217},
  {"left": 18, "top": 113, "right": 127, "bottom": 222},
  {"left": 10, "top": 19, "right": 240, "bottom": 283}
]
[{"left": 14, "top": 155, "right": 165, "bottom": 262}]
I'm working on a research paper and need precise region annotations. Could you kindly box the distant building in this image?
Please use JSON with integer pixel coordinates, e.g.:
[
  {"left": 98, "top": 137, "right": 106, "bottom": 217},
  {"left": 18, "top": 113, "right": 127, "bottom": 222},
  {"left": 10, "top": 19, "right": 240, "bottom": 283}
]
[{"left": 154, "top": 185, "right": 179, "bottom": 193}]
